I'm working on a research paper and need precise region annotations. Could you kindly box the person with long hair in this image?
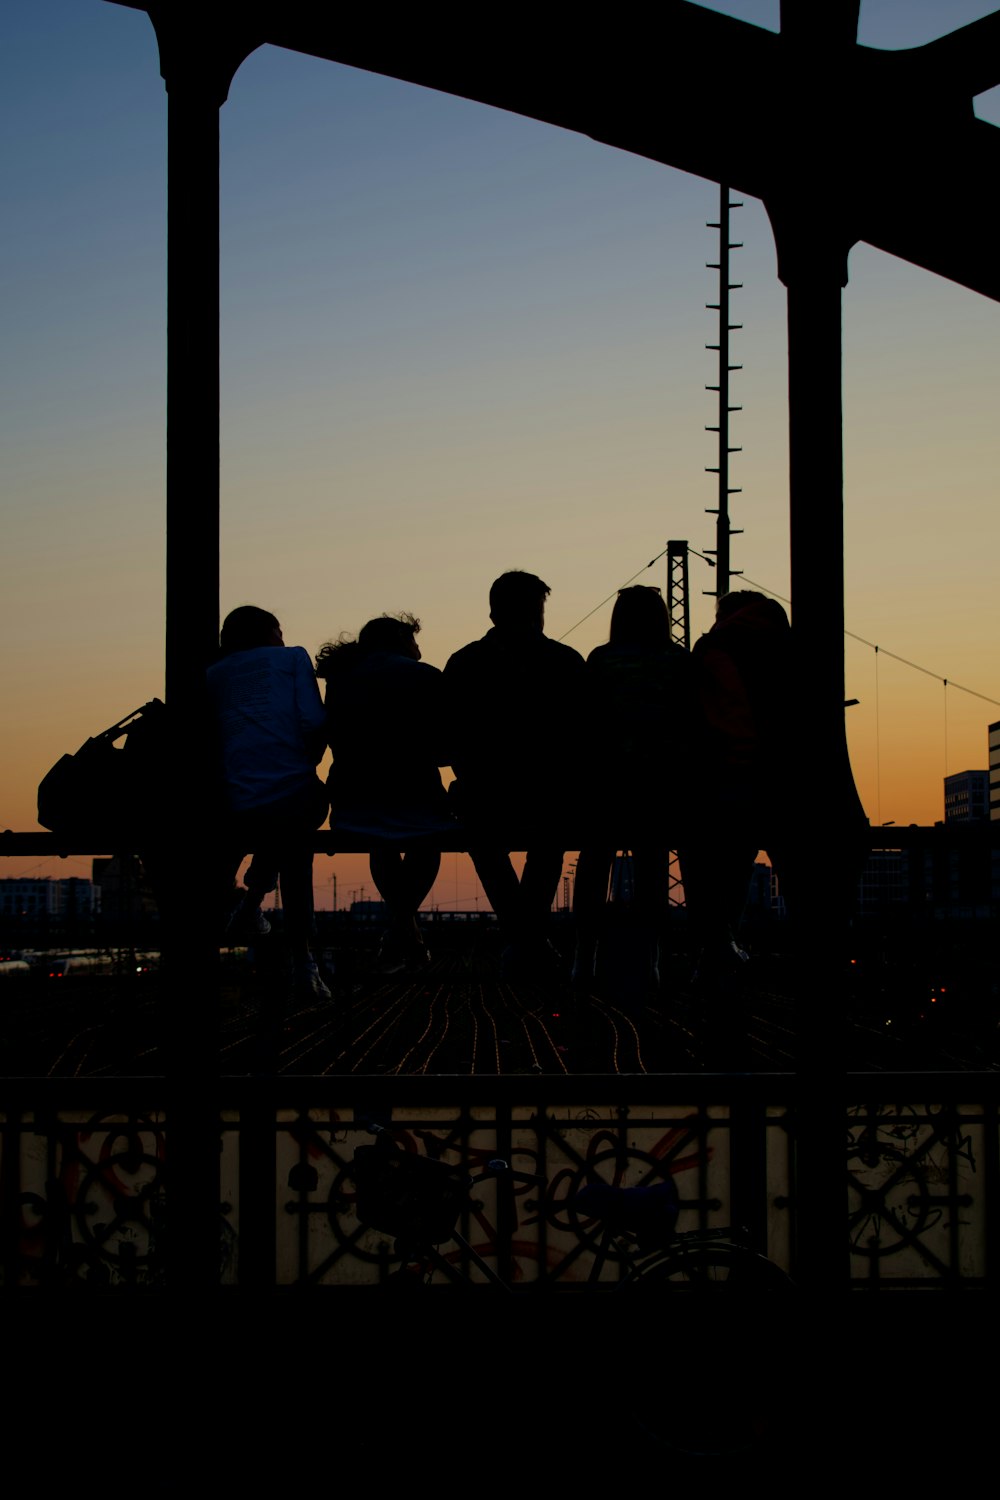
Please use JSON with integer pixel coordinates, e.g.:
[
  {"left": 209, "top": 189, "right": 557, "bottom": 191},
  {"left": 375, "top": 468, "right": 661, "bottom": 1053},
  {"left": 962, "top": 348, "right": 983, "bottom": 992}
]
[
  {"left": 684, "top": 589, "right": 793, "bottom": 980},
  {"left": 572, "top": 586, "right": 696, "bottom": 998},
  {"left": 316, "top": 613, "right": 451, "bottom": 971}
]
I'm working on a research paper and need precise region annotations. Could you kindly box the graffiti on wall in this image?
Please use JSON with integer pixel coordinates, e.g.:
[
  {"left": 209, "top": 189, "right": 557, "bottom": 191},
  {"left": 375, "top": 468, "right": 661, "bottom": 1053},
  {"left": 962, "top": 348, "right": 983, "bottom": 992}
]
[
  {"left": 846, "top": 1103, "right": 981, "bottom": 1281},
  {"left": 277, "top": 1103, "right": 785, "bottom": 1286},
  {"left": 9, "top": 1111, "right": 167, "bottom": 1286}
]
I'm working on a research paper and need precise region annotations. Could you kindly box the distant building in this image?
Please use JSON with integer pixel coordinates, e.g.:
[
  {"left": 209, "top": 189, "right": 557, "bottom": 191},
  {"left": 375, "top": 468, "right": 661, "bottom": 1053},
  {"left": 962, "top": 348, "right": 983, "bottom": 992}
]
[
  {"left": 944, "top": 769, "right": 989, "bottom": 823},
  {"left": 0, "top": 879, "right": 64, "bottom": 919},
  {"left": 350, "top": 899, "right": 387, "bottom": 924},
  {"left": 92, "top": 856, "right": 157, "bottom": 922},
  {"left": 744, "top": 860, "right": 785, "bottom": 917},
  {"left": 854, "top": 835, "right": 995, "bottom": 922},
  {"left": 0, "top": 877, "right": 100, "bottom": 919},
  {"left": 857, "top": 850, "right": 909, "bottom": 917},
  {"left": 990, "top": 720, "right": 1000, "bottom": 821}
]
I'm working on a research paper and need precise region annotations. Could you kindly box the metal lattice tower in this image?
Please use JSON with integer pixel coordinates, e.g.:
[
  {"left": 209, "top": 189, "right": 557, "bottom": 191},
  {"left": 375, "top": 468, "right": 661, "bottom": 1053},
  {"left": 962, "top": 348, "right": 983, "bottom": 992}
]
[
  {"left": 704, "top": 183, "right": 744, "bottom": 597},
  {"left": 666, "top": 540, "right": 691, "bottom": 650},
  {"left": 665, "top": 540, "right": 690, "bottom": 906}
]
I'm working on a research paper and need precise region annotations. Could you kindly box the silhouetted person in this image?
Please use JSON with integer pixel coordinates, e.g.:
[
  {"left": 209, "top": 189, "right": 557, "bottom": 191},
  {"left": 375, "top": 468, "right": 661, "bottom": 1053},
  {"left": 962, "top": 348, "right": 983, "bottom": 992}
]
[
  {"left": 572, "top": 586, "right": 697, "bottom": 997},
  {"left": 443, "top": 570, "right": 585, "bottom": 974},
  {"left": 684, "top": 590, "right": 793, "bottom": 979},
  {"left": 316, "top": 613, "right": 451, "bottom": 971},
  {"left": 207, "top": 605, "right": 330, "bottom": 998}
]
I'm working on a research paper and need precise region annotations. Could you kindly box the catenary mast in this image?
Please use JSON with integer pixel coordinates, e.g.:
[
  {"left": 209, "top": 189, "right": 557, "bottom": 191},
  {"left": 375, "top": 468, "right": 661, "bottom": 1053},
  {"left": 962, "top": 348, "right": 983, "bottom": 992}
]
[{"left": 704, "top": 183, "right": 744, "bottom": 597}]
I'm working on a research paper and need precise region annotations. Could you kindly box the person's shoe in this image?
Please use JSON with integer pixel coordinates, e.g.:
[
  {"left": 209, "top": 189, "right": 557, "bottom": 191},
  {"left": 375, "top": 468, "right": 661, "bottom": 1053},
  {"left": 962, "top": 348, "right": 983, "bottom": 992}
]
[
  {"left": 537, "top": 939, "right": 565, "bottom": 972},
  {"left": 375, "top": 934, "right": 408, "bottom": 975},
  {"left": 225, "top": 897, "right": 271, "bottom": 942},
  {"left": 376, "top": 931, "right": 431, "bottom": 975},
  {"left": 407, "top": 941, "right": 432, "bottom": 971},
  {"left": 689, "top": 937, "right": 749, "bottom": 991},
  {"left": 570, "top": 940, "right": 598, "bottom": 992},
  {"left": 295, "top": 957, "right": 331, "bottom": 1000}
]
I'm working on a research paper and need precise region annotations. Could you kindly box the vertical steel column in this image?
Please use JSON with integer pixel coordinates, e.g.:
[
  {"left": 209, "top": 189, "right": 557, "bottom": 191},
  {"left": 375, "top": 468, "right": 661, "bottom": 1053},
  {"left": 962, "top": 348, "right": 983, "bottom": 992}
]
[
  {"left": 162, "top": 45, "right": 223, "bottom": 1300},
  {"left": 151, "top": 10, "right": 261, "bottom": 1295},
  {"left": 761, "top": 0, "right": 865, "bottom": 1299},
  {"left": 763, "top": 212, "right": 856, "bottom": 1289}
]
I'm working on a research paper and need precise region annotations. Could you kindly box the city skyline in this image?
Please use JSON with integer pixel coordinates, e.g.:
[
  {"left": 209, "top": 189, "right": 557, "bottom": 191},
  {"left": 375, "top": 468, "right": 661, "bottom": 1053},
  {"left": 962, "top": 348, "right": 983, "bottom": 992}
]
[{"left": 3, "top": 0, "right": 1000, "bottom": 907}]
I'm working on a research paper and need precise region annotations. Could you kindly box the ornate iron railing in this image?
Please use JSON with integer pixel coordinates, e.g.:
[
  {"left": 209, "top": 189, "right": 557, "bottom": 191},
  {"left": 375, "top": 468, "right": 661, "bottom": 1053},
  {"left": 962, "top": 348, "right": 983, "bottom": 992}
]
[{"left": 3, "top": 1076, "right": 997, "bottom": 1291}]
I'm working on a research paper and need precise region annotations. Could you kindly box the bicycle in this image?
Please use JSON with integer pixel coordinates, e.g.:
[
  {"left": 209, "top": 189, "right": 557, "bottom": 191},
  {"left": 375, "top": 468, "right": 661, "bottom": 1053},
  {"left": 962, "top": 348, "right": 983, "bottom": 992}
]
[
  {"left": 350, "top": 1126, "right": 793, "bottom": 1291},
  {"left": 568, "top": 1177, "right": 794, "bottom": 1290},
  {"left": 348, "top": 1128, "right": 795, "bottom": 1455}
]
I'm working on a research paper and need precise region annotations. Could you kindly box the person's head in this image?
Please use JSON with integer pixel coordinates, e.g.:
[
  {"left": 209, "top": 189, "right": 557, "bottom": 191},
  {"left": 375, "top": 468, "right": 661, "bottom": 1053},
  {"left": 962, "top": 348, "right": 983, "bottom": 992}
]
[
  {"left": 358, "top": 612, "right": 421, "bottom": 660},
  {"left": 714, "top": 590, "right": 789, "bottom": 631},
  {"left": 608, "top": 586, "right": 671, "bottom": 649},
  {"left": 315, "top": 613, "right": 421, "bottom": 679},
  {"left": 220, "top": 606, "right": 282, "bottom": 655},
  {"left": 314, "top": 634, "right": 357, "bottom": 679},
  {"left": 488, "top": 571, "right": 550, "bottom": 630}
]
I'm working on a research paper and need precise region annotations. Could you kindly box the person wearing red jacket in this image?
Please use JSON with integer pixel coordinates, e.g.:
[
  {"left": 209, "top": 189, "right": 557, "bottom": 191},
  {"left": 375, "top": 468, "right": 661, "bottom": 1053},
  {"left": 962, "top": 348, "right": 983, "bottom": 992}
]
[{"left": 685, "top": 590, "right": 793, "bottom": 978}]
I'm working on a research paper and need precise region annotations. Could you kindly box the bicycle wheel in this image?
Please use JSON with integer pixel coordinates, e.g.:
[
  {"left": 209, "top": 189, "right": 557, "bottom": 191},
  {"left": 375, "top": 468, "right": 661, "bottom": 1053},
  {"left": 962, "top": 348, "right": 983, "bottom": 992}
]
[
  {"left": 626, "top": 1242, "right": 794, "bottom": 1289},
  {"left": 619, "top": 1244, "right": 795, "bottom": 1455}
]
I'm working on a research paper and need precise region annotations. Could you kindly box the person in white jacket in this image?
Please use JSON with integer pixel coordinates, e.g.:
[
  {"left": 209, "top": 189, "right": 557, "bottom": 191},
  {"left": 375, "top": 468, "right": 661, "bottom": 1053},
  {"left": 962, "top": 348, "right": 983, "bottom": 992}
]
[{"left": 207, "top": 605, "right": 330, "bottom": 998}]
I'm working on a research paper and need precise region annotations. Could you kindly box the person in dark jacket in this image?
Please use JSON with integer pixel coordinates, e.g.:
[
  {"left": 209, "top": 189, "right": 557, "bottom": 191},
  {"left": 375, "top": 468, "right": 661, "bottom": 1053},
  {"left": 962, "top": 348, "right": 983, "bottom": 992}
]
[
  {"left": 443, "top": 571, "right": 585, "bottom": 974},
  {"left": 316, "top": 613, "right": 451, "bottom": 971}
]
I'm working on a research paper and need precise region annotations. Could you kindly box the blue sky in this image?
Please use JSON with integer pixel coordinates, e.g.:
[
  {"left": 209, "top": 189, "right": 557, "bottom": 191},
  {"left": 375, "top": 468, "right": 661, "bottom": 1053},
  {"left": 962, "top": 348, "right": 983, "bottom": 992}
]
[{"left": 3, "top": 1, "right": 999, "bottom": 901}]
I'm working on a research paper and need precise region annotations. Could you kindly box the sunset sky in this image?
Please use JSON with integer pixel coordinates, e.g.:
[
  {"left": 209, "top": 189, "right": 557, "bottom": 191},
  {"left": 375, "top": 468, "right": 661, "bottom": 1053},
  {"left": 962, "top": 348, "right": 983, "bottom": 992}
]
[{"left": 2, "top": 0, "right": 999, "bottom": 910}]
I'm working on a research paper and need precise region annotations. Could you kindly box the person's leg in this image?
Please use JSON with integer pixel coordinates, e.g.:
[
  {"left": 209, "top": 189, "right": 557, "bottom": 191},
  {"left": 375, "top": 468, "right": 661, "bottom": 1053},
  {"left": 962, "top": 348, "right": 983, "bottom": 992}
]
[
  {"left": 370, "top": 847, "right": 438, "bottom": 965},
  {"left": 278, "top": 845, "right": 316, "bottom": 956},
  {"left": 243, "top": 852, "right": 278, "bottom": 906},
  {"left": 369, "top": 848, "right": 404, "bottom": 910},
  {"left": 519, "top": 844, "right": 566, "bottom": 946},
  {"left": 399, "top": 846, "right": 441, "bottom": 912},
  {"left": 632, "top": 846, "right": 670, "bottom": 916},
  {"left": 222, "top": 812, "right": 275, "bottom": 939},
  {"left": 682, "top": 820, "right": 756, "bottom": 994},
  {"left": 369, "top": 846, "right": 439, "bottom": 919},
  {"left": 632, "top": 845, "right": 671, "bottom": 987},
  {"left": 681, "top": 782, "right": 755, "bottom": 947},
  {"left": 273, "top": 779, "right": 330, "bottom": 993},
  {"left": 572, "top": 847, "right": 614, "bottom": 986},
  {"left": 468, "top": 846, "right": 523, "bottom": 937}
]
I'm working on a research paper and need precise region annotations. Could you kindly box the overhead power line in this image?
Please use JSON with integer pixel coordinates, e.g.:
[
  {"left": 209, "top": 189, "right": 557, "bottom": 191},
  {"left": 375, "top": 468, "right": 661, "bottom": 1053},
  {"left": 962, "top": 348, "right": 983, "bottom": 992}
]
[
  {"left": 737, "top": 574, "right": 1000, "bottom": 710},
  {"left": 556, "top": 549, "right": 668, "bottom": 641},
  {"left": 558, "top": 546, "right": 716, "bottom": 644},
  {"left": 559, "top": 550, "right": 1000, "bottom": 710}
]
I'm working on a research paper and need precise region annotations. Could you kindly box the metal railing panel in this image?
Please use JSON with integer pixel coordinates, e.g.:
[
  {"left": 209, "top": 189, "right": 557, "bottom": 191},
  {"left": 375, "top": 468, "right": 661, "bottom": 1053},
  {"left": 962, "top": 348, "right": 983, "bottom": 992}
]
[
  {"left": 271, "top": 1097, "right": 794, "bottom": 1287},
  {"left": 3, "top": 1075, "right": 999, "bottom": 1290},
  {"left": 846, "top": 1102, "right": 988, "bottom": 1286},
  {"left": 2, "top": 1105, "right": 167, "bottom": 1288}
]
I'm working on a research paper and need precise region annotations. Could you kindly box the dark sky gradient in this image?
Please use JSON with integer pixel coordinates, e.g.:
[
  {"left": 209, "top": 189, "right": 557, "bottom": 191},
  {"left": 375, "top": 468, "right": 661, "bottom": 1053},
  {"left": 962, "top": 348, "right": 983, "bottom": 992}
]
[{"left": 2, "top": 0, "right": 999, "bottom": 904}]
